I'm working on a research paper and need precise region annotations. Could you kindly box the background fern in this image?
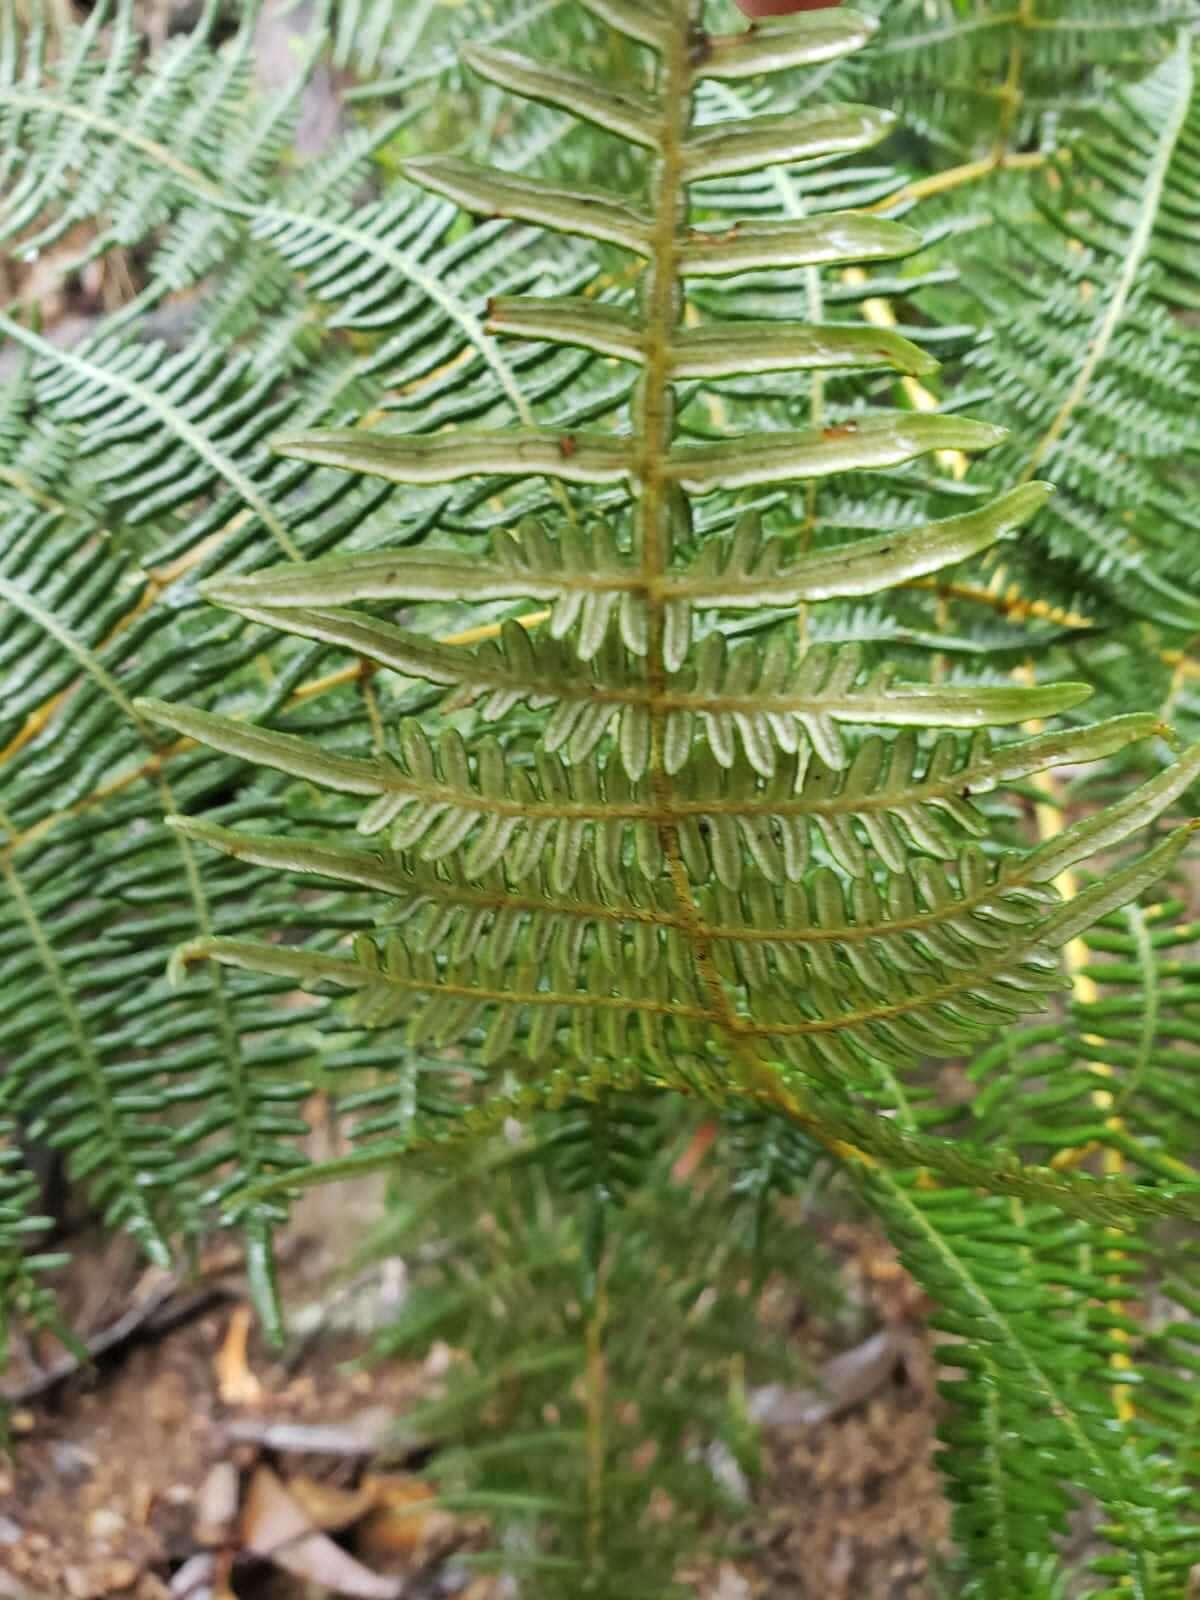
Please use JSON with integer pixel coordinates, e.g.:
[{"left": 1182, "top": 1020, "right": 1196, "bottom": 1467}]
[
  {"left": 5, "top": 2, "right": 1200, "bottom": 1596},
  {"left": 0, "top": 0, "right": 613, "bottom": 1326}
]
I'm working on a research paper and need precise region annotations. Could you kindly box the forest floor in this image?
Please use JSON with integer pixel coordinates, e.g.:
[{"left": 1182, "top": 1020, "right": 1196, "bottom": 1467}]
[{"left": 0, "top": 1184, "right": 950, "bottom": 1600}]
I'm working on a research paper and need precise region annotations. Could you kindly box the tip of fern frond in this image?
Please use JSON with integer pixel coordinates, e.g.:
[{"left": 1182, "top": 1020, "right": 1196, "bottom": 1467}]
[{"left": 167, "top": 941, "right": 208, "bottom": 986}]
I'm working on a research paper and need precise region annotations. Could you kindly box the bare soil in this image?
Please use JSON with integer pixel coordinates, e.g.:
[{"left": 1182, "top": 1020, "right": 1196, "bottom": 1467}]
[{"left": 0, "top": 1211, "right": 950, "bottom": 1600}]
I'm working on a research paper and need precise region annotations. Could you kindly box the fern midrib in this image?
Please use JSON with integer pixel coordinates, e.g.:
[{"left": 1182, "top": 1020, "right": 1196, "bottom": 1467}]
[
  {"left": 639, "top": 3, "right": 749, "bottom": 1057},
  {"left": 254, "top": 202, "right": 539, "bottom": 428},
  {"left": 216, "top": 824, "right": 1043, "bottom": 950},
  {"left": 223, "top": 915, "right": 1051, "bottom": 1041},
  {"left": 0, "top": 85, "right": 225, "bottom": 201}
]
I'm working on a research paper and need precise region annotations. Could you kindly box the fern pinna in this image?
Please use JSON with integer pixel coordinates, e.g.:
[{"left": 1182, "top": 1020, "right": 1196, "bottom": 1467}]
[{"left": 138, "top": 3, "right": 1200, "bottom": 1593}]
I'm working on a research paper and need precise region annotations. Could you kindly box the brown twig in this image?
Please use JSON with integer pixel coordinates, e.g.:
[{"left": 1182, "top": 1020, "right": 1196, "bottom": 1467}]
[{"left": 1, "top": 1279, "right": 234, "bottom": 1405}]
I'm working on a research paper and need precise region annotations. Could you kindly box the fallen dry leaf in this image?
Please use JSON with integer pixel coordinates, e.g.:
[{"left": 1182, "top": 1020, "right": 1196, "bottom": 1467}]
[
  {"left": 749, "top": 1330, "right": 905, "bottom": 1428},
  {"left": 286, "top": 1473, "right": 377, "bottom": 1533},
  {"left": 672, "top": 1120, "right": 719, "bottom": 1184},
  {"left": 224, "top": 1408, "right": 392, "bottom": 1456},
  {"left": 168, "top": 1553, "right": 215, "bottom": 1598},
  {"left": 356, "top": 1474, "right": 453, "bottom": 1560},
  {"left": 240, "top": 1465, "right": 403, "bottom": 1599},
  {"left": 707, "top": 1563, "right": 752, "bottom": 1600},
  {"left": 193, "top": 1462, "right": 239, "bottom": 1547},
  {"left": 214, "top": 1308, "right": 262, "bottom": 1408}
]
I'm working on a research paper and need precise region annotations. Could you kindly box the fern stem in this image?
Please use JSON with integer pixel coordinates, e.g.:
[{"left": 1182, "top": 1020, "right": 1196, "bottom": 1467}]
[
  {"left": 639, "top": 5, "right": 752, "bottom": 1054},
  {"left": 991, "top": 0, "right": 1032, "bottom": 163},
  {"left": 583, "top": 1264, "right": 609, "bottom": 1581},
  {"left": 902, "top": 574, "right": 1092, "bottom": 631},
  {"left": 869, "top": 150, "right": 1046, "bottom": 212}
]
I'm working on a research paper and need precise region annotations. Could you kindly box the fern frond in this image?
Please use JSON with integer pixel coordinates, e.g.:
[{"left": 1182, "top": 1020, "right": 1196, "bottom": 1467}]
[
  {"left": 845, "top": 0, "right": 1199, "bottom": 156},
  {"left": 0, "top": 1129, "right": 71, "bottom": 1382},
  {"left": 955, "top": 42, "right": 1200, "bottom": 631},
  {"left": 0, "top": 0, "right": 279, "bottom": 277},
  {"left": 150, "top": 0, "right": 1198, "bottom": 1227},
  {"left": 869, "top": 1172, "right": 1156, "bottom": 1599},
  {"left": 0, "top": 0, "right": 602, "bottom": 1338}
]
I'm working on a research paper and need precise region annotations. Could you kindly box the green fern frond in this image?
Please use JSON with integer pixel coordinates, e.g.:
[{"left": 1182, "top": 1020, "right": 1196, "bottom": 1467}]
[
  {"left": 845, "top": 0, "right": 1199, "bottom": 156},
  {"left": 954, "top": 41, "right": 1200, "bottom": 632},
  {"left": 869, "top": 1172, "right": 1157, "bottom": 1599},
  {"left": 147, "top": 1, "right": 1199, "bottom": 1220},
  {"left": 0, "top": 1129, "right": 72, "bottom": 1383},
  {"left": 0, "top": 0, "right": 278, "bottom": 276},
  {"left": 0, "top": 0, "right": 602, "bottom": 1340}
]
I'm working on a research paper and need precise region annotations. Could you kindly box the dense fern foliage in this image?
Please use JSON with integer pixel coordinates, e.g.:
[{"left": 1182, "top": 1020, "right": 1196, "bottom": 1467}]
[
  {"left": 5, "top": 0, "right": 1200, "bottom": 1594},
  {"left": 0, "top": 0, "right": 607, "bottom": 1324}
]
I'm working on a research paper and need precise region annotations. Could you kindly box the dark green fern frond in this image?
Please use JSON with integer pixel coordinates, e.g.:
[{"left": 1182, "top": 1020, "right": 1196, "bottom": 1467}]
[
  {"left": 0, "top": 0, "right": 603, "bottom": 1339},
  {"left": 0, "top": 1129, "right": 72, "bottom": 1383},
  {"left": 869, "top": 1171, "right": 1161, "bottom": 1599},
  {"left": 0, "top": 0, "right": 281, "bottom": 282},
  {"left": 363, "top": 1121, "right": 819, "bottom": 1599},
  {"left": 844, "top": 0, "right": 1199, "bottom": 158},
  {"left": 953, "top": 42, "right": 1200, "bottom": 633}
]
